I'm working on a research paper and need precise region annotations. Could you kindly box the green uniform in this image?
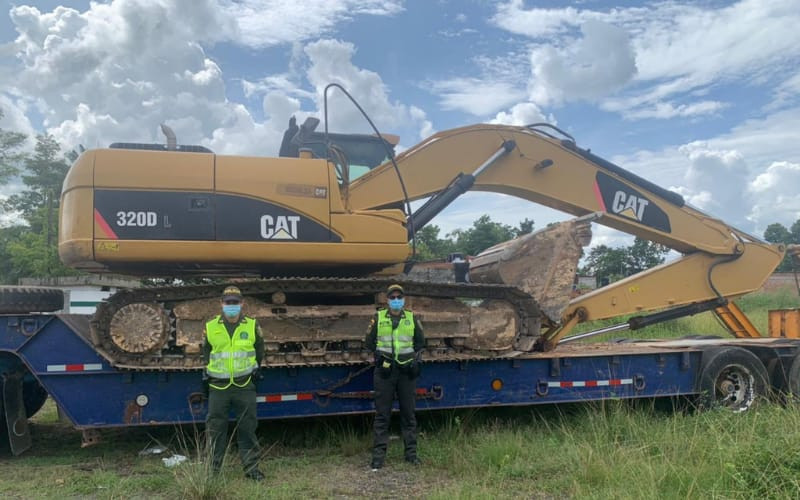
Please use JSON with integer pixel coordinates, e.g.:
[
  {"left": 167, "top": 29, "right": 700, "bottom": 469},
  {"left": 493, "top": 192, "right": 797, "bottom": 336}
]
[
  {"left": 365, "top": 309, "right": 425, "bottom": 464},
  {"left": 203, "top": 314, "right": 264, "bottom": 473}
]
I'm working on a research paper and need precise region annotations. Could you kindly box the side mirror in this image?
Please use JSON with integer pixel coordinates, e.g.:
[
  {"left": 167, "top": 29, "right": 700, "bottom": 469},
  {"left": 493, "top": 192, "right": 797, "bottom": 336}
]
[{"left": 291, "top": 117, "right": 320, "bottom": 147}]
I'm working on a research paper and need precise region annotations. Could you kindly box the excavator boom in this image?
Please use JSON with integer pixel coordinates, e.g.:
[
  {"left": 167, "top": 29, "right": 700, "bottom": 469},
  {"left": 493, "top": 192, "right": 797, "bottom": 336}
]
[{"left": 347, "top": 123, "right": 784, "bottom": 344}]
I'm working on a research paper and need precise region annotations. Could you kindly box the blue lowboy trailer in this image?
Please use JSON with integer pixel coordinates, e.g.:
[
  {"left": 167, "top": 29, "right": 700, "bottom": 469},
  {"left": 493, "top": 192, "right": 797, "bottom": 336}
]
[{"left": 3, "top": 312, "right": 800, "bottom": 455}]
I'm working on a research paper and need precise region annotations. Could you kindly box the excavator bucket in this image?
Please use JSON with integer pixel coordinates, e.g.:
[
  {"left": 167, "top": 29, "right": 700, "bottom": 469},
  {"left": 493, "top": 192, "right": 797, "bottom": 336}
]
[{"left": 469, "top": 218, "right": 593, "bottom": 323}]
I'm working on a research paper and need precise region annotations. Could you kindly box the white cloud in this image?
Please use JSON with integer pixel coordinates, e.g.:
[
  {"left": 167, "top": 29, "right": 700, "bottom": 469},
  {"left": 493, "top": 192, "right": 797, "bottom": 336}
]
[
  {"left": 0, "top": 2, "right": 428, "bottom": 159},
  {"left": 492, "top": 2, "right": 584, "bottom": 38},
  {"left": 427, "top": 78, "right": 526, "bottom": 116},
  {"left": 748, "top": 161, "right": 800, "bottom": 225},
  {"left": 220, "top": 0, "right": 403, "bottom": 48},
  {"left": 0, "top": 94, "right": 36, "bottom": 148},
  {"left": 302, "top": 39, "right": 431, "bottom": 138},
  {"left": 610, "top": 107, "right": 800, "bottom": 236},
  {"left": 620, "top": 100, "right": 727, "bottom": 120},
  {"left": 491, "top": 0, "right": 800, "bottom": 118},
  {"left": 769, "top": 72, "right": 800, "bottom": 110},
  {"left": 630, "top": 0, "right": 799, "bottom": 85},
  {"left": 490, "top": 102, "right": 551, "bottom": 126},
  {"left": 529, "top": 20, "right": 637, "bottom": 105},
  {"left": 2, "top": 1, "right": 241, "bottom": 150},
  {"left": 679, "top": 144, "right": 751, "bottom": 219}
]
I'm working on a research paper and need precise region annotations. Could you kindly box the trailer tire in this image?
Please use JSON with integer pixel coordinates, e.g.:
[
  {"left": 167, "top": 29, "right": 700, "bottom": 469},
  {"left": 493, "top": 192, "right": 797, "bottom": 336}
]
[
  {"left": 769, "top": 351, "right": 800, "bottom": 402},
  {"left": 0, "top": 287, "right": 64, "bottom": 314},
  {"left": 0, "top": 377, "right": 48, "bottom": 432},
  {"left": 22, "top": 378, "right": 48, "bottom": 418},
  {"left": 696, "top": 346, "right": 768, "bottom": 412}
]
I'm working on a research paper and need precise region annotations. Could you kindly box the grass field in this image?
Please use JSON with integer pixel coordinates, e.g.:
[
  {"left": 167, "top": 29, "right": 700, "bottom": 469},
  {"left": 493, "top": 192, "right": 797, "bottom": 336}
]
[{"left": 2, "top": 289, "right": 800, "bottom": 499}]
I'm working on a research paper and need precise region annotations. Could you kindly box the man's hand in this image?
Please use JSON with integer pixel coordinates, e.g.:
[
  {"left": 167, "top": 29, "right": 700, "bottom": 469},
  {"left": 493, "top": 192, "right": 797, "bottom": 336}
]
[
  {"left": 202, "top": 374, "right": 209, "bottom": 398},
  {"left": 253, "top": 369, "right": 264, "bottom": 382}
]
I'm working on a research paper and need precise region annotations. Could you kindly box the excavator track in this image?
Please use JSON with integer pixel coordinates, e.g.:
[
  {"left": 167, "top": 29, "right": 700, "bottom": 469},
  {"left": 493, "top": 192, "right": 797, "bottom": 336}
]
[{"left": 89, "top": 278, "right": 543, "bottom": 371}]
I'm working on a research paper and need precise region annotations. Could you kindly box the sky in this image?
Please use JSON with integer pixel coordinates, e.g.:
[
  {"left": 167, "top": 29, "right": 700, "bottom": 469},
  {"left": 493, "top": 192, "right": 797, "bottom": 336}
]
[{"left": 0, "top": 0, "right": 799, "bottom": 248}]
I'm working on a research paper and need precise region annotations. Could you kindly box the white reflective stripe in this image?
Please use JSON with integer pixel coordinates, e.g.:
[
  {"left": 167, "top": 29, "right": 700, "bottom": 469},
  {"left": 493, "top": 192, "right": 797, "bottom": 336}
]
[
  {"left": 257, "top": 393, "right": 314, "bottom": 403},
  {"left": 46, "top": 363, "right": 103, "bottom": 372},
  {"left": 231, "top": 351, "right": 255, "bottom": 358},
  {"left": 546, "top": 378, "right": 634, "bottom": 388},
  {"left": 207, "top": 368, "right": 255, "bottom": 378},
  {"left": 397, "top": 347, "right": 414, "bottom": 354},
  {"left": 395, "top": 336, "right": 413, "bottom": 342},
  {"left": 209, "top": 353, "right": 228, "bottom": 360}
]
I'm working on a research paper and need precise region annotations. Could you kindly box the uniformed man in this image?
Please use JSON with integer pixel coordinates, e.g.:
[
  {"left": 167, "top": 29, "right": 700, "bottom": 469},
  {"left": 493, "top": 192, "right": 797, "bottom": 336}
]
[
  {"left": 203, "top": 286, "right": 265, "bottom": 481},
  {"left": 365, "top": 283, "right": 425, "bottom": 470}
]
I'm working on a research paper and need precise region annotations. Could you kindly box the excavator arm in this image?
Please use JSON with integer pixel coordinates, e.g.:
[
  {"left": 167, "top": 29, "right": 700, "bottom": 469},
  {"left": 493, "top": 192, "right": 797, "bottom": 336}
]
[{"left": 347, "top": 124, "right": 785, "bottom": 347}]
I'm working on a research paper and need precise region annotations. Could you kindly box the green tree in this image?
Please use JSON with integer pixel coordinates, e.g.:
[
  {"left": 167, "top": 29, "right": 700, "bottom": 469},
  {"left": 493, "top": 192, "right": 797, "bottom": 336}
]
[
  {"left": 580, "top": 237, "right": 670, "bottom": 285},
  {"left": 581, "top": 244, "right": 629, "bottom": 285},
  {"left": 626, "top": 237, "right": 670, "bottom": 274},
  {"left": 764, "top": 222, "right": 792, "bottom": 244},
  {"left": 0, "top": 134, "right": 77, "bottom": 282},
  {"left": 514, "top": 218, "right": 535, "bottom": 237},
  {"left": 448, "top": 214, "right": 517, "bottom": 256},
  {"left": 413, "top": 224, "right": 456, "bottom": 260},
  {"left": 0, "top": 109, "right": 27, "bottom": 184},
  {"left": 764, "top": 222, "right": 795, "bottom": 272},
  {"left": 790, "top": 219, "right": 800, "bottom": 245},
  {"left": 0, "top": 225, "right": 27, "bottom": 282},
  {"left": 6, "top": 219, "right": 78, "bottom": 278},
  {"left": 4, "top": 134, "right": 70, "bottom": 224}
]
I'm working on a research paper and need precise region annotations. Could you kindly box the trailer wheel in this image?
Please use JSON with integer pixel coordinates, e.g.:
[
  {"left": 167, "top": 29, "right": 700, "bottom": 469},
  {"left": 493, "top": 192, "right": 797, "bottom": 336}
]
[
  {"left": 22, "top": 378, "right": 48, "bottom": 418},
  {"left": 0, "top": 376, "right": 48, "bottom": 435},
  {"left": 696, "top": 346, "right": 768, "bottom": 412},
  {"left": 769, "top": 351, "right": 800, "bottom": 401},
  {"left": 0, "top": 287, "right": 64, "bottom": 314}
]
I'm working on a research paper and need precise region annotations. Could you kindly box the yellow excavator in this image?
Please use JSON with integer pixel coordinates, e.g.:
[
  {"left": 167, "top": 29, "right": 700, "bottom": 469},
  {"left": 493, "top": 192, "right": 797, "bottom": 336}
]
[{"left": 59, "top": 87, "right": 785, "bottom": 369}]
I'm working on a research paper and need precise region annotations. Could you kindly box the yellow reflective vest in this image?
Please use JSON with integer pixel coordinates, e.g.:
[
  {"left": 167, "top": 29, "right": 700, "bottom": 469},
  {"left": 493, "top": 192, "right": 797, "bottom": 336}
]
[
  {"left": 205, "top": 315, "right": 258, "bottom": 390},
  {"left": 376, "top": 309, "right": 415, "bottom": 365}
]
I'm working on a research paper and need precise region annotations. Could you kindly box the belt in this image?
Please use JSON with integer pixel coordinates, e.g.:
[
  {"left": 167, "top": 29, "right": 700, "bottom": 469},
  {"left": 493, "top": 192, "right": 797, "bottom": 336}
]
[{"left": 209, "top": 375, "right": 252, "bottom": 386}]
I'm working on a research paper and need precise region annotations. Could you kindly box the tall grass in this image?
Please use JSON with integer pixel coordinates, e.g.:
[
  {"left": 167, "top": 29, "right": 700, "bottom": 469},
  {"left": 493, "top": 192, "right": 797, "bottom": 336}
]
[
  {"left": 423, "top": 402, "right": 800, "bottom": 498},
  {"left": 168, "top": 425, "right": 228, "bottom": 500},
  {"left": 12, "top": 394, "right": 800, "bottom": 498}
]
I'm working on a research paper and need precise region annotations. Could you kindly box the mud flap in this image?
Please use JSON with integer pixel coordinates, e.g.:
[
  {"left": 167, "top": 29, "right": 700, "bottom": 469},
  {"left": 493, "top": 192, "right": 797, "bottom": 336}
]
[{"left": 2, "top": 372, "right": 32, "bottom": 455}]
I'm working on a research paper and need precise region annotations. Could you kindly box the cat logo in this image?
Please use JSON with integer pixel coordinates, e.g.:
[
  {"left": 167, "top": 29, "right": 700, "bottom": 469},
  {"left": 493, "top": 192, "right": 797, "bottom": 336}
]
[
  {"left": 260, "top": 215, "right": 300, "bottom": 240},
  {"left": 595, "top": 172, "right": 671, "bottom": 233},
  {"left": 611, "top": 191, "right": 649, "bottom": 222}
]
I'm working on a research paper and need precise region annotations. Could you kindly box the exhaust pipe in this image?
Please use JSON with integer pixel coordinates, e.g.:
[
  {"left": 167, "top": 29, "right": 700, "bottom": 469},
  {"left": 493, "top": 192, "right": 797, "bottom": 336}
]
[{"left": 160, "top": 124, "right": 177, "bottom": 151}]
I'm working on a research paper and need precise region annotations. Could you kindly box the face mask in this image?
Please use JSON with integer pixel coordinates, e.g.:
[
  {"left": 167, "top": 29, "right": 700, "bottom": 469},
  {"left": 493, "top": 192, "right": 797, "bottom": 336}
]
[
  {"left": 388, "top": 298, "right": 404, "bottom": 311},
  {"left": 223, "top": 304, "right": 242, "bottom": 318}
]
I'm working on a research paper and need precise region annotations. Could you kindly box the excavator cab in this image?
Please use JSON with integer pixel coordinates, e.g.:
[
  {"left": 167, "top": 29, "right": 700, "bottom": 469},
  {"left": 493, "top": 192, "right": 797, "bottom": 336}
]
[{"left": 278, "top": 116, "right": 399, "bottom": 183}]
